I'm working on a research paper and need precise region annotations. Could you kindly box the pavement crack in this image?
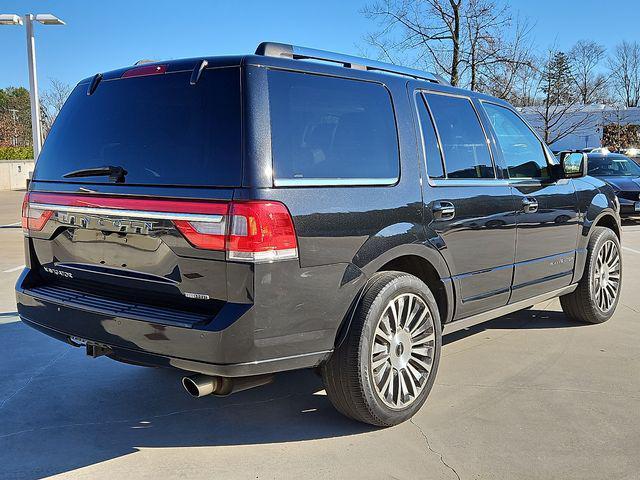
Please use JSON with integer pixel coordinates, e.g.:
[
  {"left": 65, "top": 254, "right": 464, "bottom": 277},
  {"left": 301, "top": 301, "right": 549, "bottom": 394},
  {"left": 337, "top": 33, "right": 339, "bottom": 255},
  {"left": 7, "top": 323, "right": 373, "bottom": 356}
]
[
  {"left": 622, "top": 303, "right": 640, "bottom": 314},
  {"left": 410, "top": 418, "right": 461, "bottom": 480},
  {"left": 0, "top": 350, "right": 69, "bottom": 411}
]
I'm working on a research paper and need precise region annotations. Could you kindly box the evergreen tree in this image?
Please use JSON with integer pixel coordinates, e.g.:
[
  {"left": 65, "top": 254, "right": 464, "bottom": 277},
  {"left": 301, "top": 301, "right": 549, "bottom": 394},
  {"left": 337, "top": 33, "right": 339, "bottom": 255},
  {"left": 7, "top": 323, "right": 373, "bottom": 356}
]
[{"left": 541, "top": 52, "right": 575, "bottom": 105}]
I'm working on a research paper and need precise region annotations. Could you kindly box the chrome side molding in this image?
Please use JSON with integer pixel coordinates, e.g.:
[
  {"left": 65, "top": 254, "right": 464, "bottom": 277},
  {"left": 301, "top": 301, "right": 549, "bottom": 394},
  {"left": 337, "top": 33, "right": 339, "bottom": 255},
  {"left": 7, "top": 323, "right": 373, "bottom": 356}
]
[
  {"left": 29, "top": 203, "right": 224, "bottom": 223},
  {"left": 443, "top": 284, "right": 578, "bottom": 335},
  {"left": 274, "top": 177, "right": 398, "bottom": 187}
]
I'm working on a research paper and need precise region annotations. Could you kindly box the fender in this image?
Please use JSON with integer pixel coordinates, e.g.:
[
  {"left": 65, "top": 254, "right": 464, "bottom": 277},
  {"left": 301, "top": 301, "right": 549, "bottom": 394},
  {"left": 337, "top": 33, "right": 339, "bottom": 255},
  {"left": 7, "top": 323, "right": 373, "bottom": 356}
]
[
  {"left": 334, "top": 242, "right": 455, "bottom": 348},
  {"left": 355, "top": 242, "right": 452, "bottom": 281},
  {"left": 581, "top": 193, "right": 618, "bottom": 239},
  {"left": 572, "top": 190, "right": 620, "bottom": 284}
]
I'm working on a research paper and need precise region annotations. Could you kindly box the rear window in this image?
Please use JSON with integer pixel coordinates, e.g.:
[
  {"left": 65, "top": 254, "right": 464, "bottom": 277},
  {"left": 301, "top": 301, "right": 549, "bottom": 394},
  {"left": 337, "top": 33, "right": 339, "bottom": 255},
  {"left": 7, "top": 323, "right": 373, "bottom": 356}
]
[
  {"left": 267, "top": 70, "right": 399, "bottom": 186},
  {"left": 34, "top": 67, "right": 242, "bottom": 186}
]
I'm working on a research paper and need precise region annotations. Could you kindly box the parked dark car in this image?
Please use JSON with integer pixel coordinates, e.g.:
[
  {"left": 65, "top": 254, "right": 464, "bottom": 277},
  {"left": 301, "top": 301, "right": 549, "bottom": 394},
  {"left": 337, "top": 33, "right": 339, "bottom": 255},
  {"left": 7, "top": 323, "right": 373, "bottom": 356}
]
[
  {"left": 587, "top": 153, "right": 640, "bottom": 217},
  {"left": 16, "top": 42, "right": 622, "bottom": 426}
]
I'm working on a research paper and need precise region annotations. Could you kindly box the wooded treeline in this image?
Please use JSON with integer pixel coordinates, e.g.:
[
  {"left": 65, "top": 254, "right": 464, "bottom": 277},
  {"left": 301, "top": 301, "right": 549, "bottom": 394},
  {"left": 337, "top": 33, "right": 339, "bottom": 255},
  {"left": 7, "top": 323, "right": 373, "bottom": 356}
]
[{"left": 363, "top": 0, "right": 640, "bottom": 144}]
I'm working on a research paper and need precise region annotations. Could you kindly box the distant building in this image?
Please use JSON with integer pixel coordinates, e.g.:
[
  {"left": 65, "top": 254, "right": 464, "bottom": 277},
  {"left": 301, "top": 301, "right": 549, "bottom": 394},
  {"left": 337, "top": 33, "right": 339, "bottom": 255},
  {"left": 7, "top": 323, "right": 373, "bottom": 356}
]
[{"left": 520, "top": 105, "right": 640, "bottom": 152}]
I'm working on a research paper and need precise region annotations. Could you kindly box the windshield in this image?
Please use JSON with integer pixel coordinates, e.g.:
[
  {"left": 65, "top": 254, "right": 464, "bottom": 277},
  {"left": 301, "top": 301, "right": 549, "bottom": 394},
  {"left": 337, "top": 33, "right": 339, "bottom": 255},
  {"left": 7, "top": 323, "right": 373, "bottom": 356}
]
[
  {"left": 588, "top": 156, "right": 640, "bottom": 177},
  {"left": 34, "top": 67, "right": 242, "bottom": 187}
]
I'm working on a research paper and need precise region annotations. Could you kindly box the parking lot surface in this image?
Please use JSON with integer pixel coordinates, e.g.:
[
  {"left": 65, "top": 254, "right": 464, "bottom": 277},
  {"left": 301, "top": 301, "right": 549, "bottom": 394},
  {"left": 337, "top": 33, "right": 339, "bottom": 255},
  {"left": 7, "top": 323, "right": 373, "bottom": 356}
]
[{"left": 1, "top": 190, "right": 639, "bottom": 480}]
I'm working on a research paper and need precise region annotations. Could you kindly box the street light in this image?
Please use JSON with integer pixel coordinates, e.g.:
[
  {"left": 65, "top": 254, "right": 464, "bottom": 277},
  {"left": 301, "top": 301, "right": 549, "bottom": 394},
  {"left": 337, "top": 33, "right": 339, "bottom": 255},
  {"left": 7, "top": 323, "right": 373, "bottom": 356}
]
[
  {"left": 0, "top": 14, "right": 22, "bottom": 25},
  {"left": 0, "top": 13, "right": 65, "bottom": 159}
]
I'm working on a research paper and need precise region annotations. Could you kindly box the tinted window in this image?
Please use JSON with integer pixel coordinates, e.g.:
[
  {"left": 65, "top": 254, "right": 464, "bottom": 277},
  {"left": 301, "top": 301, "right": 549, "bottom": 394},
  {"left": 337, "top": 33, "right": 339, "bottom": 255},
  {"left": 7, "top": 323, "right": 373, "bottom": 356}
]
[
  {"left": 35, "top": 68, "right": 241, "bottom": 186},
  {"left": 588, "top": 155, "right": 640, "bottom": 176},
  {"left": 268, "top": 70, "right": 399, "bottom": 184},
  {"left": 425, "top": 93, "right": 494, "bottom": 179},
  {"left": 416, "top": 93, "right": 444, "bottom": 179},
  {"left": 483, "top": 103, "right": 549, "bottom": 178}
]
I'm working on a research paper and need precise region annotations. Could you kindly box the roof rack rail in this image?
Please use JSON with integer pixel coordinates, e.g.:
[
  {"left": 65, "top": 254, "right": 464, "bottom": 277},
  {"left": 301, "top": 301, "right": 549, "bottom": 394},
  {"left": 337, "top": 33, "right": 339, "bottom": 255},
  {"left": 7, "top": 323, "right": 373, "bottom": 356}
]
[{"left": 255, "top": 42, "right": 449, "bottom": 85}]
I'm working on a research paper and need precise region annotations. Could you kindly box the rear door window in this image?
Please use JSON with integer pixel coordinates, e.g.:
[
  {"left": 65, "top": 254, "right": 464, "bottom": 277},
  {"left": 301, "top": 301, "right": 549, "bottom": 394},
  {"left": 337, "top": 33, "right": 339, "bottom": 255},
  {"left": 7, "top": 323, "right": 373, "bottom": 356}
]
[
  {"left": 415, "top": 93, "right": 445, "bottom": 179},
  {"left": 268, "top": 70, "right": 399, "bottom": 185},
  {"left": 482, "top": 102, "right": 550, "bottom": 179},
  {"left": 34, "top": 67, "right": 242, "bottom": 187},
  {"left": 424, "top": 93, "right": 495, "bottom": 179}
]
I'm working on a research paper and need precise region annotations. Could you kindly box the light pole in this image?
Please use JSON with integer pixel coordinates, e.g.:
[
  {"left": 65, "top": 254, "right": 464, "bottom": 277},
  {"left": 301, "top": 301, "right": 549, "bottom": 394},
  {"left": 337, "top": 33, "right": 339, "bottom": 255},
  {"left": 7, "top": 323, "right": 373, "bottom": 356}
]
[{"left": 0, "top": 13, "right": 65, "bottom": 159}]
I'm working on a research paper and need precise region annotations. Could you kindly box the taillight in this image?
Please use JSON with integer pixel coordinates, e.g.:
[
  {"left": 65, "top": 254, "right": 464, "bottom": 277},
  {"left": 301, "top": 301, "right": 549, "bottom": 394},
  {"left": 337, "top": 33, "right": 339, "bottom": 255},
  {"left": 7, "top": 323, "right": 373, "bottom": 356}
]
[
  {"left": 21, "top": 193, "right": 298, "bottom": 263},
  {"left": 22, "top": 192, "right": 53, "bottom": 234},
  {"left": 227, "top": 201, "right": 298, "bottom": 262},
  {"left": 176, "top": 201, "right": 298, "bottom": 262},
  {"left": 173, "top": 218, "right": 227, "bottom": 251}
]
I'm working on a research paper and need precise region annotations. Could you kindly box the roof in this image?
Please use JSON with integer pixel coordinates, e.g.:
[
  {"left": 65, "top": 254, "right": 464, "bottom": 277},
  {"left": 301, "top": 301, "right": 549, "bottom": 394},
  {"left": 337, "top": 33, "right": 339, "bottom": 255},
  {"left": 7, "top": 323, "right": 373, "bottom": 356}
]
[
  {"left": 74, "top": 42, "right": 507, "bottom": 107},
  {"left": 78, "top": 56, "right": 244, "bottom": 85}
]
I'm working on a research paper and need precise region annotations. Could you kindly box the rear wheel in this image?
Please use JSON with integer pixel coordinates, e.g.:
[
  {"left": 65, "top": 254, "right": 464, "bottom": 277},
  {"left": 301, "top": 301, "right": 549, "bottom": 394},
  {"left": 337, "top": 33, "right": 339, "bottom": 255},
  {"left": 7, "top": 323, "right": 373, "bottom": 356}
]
[
  {"left": 321, "top": 272, "right": 441, "bottom": 426},
  {"left": 560, "top": 227, "right": 622, "bottom": 324}
]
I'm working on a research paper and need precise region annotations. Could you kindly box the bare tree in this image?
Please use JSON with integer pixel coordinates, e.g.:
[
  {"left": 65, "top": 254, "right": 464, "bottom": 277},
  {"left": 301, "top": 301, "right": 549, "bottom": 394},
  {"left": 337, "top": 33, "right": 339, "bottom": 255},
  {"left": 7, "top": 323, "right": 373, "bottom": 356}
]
[
  {"left": 474, "top": 16, "right": 535, "bottom": 103},
  {"left": 569, "top": 40, "right": 608, "bottom": 105},
  {"left": 0, "top": 87, "right": 32, "bottom": 147},
  {"left": 528, "top": 50, "right": 592, "bottom": 145},
  {"left": 608, "top": 41, "right": 640, "bottom": 107},
  {"left": 40, "top": 78, "right": 72, "bottom": 137},
  {"left": 363, "top": 0, "right": 464, "bottom": 86},
  {"left": 462, "top": 0, "right": 510, "bottom": 91},
  {"left": 362, "top": 0, "right": 532, "bottom": 93}
]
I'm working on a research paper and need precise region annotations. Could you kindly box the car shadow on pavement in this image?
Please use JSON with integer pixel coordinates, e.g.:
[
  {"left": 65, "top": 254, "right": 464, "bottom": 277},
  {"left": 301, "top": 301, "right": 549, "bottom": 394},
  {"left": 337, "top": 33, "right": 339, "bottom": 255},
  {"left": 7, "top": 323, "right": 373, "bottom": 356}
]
[
  {"left": 443, "top": 308, "right": 585, "bottom": 345},
  {"left": 0, "top": 321, "right": 374, "bottom": 479},
  {"left": 1, "top": 307, "right": 584, "bottom": 479}
]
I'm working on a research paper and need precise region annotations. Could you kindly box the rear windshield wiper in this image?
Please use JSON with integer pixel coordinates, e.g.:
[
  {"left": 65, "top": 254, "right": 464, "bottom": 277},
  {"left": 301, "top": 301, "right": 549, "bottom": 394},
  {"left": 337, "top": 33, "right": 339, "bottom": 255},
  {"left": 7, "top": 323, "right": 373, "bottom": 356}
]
[{"left": 63, "top": 165, "right": 128, "bottom": 183}]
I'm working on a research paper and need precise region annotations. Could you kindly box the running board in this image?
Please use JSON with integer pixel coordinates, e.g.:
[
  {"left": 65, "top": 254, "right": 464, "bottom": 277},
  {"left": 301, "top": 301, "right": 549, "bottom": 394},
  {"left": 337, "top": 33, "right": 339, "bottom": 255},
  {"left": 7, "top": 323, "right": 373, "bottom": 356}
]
[{"left": 443, "top": 284, "right": 578, "bottom": 335}]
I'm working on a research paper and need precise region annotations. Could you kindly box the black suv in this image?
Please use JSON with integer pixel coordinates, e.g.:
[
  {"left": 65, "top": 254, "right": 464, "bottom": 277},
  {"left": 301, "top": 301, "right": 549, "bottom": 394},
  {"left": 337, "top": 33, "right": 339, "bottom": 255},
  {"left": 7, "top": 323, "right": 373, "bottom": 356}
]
[{"left": 16, "top": 43, "right": 622, "bottom": 426}]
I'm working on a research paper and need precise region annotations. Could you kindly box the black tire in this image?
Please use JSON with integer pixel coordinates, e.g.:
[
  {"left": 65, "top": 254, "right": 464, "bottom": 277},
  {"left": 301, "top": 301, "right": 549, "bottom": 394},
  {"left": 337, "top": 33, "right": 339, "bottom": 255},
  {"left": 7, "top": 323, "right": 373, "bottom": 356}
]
[
  {"left": 560, "top": 227, "right": 622, "bottom": 324},
  {"left": 321, "top": 272, "right": 442, "bottom": 427}
]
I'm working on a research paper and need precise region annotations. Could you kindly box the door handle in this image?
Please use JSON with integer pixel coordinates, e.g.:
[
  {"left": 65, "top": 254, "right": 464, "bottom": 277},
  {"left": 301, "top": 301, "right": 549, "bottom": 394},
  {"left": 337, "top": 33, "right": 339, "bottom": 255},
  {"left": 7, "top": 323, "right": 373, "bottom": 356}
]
[
  {"left": 522, "top": 197, "right": 539, "bottom": 213},
  {"left": 432, "top": 201, "right": 455, "bottom": 220}
]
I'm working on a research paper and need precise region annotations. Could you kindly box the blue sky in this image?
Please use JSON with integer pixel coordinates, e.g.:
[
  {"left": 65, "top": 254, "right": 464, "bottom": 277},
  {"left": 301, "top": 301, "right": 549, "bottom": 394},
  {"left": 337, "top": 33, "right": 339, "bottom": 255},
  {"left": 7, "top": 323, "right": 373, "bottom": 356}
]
[{"left": 1, "top": 0, "right": 637, "bottom": 89}]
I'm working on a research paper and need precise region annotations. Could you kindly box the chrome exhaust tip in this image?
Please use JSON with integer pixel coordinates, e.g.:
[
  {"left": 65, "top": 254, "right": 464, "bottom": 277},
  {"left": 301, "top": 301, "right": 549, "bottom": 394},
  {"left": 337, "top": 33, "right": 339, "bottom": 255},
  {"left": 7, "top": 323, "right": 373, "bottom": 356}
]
[
  {"left": 182, "top": 374, "right": 222, "bottom": 398},
  {"left": 181, "top": 373, "right": 274, "bottom": 398}
]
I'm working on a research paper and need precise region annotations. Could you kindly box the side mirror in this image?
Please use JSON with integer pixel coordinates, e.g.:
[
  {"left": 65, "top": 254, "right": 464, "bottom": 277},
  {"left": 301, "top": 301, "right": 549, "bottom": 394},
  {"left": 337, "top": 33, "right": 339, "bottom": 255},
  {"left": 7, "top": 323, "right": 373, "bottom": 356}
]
[{"left": 559, "top": 152, "right": 588, "bottom": 178}]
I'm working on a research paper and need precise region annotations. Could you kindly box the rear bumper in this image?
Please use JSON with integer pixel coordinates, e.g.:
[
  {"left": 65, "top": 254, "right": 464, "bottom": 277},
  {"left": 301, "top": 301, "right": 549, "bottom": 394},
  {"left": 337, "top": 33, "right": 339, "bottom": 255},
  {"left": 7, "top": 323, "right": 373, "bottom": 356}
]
[
  {"left": 16, "top": 268, "right": 336, "bottom": 377},
  {"left": 18, "top": 314, "right": 330, "bottom": 377}
]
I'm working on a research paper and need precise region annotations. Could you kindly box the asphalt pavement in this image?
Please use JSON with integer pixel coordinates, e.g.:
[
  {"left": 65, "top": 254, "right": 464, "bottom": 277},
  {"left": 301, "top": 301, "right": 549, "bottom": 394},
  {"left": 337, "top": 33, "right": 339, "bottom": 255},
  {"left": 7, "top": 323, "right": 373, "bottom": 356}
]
[{"left": 1, "top": 190, "right": 639, "bottom": 480}]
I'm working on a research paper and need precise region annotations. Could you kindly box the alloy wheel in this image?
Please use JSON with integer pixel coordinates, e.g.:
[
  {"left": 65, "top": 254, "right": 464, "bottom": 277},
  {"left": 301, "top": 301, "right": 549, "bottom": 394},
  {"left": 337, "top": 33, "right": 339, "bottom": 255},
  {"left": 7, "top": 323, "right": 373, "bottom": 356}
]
[
  {"left": 370, "top": 293, "right": 436, "bottom": 409},
  {"left": 592, "top": 239, "right": 621, "bottom": 313}
]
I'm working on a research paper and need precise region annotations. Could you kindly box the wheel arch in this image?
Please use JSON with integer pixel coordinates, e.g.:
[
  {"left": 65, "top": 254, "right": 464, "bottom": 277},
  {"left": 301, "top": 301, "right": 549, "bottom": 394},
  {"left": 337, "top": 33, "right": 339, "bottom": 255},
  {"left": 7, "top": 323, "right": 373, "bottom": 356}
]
[
  {"left": 334, "top": 246, "right": 455, "bottom": 350},
  {"left": 376, "top": 255, "right": 449, "bottom": 326},
  {"left": 574, "top": 209, "right": 621, "bottom": 284},
  {"left": 593, "top": 213, "right": 620, "bottom": 240}
]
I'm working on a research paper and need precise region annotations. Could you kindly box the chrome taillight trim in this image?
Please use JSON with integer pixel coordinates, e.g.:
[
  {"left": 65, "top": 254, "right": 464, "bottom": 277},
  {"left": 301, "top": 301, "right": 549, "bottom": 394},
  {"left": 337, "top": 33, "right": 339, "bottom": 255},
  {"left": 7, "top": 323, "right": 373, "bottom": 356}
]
[
  {"left": 227, "top": 248, "right": 299, "bottom": 263},
  {"left": 28, "top": 203, "right": 225, "bottom": 223}
]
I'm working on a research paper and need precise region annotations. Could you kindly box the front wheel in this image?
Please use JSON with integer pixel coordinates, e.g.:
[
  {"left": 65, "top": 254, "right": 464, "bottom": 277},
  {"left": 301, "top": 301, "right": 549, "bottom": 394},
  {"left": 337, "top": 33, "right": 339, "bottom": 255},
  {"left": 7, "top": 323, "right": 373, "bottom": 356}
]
[
  {"left": 560, "top": 227, "right": 622, "bottom": 324},
  {"left": 321, "top": 272, "right": 442, "bottom": 426}
]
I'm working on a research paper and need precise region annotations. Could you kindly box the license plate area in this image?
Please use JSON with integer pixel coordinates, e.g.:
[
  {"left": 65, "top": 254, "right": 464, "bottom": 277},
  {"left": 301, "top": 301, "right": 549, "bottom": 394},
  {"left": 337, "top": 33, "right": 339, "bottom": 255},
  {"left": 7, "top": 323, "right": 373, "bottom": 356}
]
[
  {"left": 635, "top": 202, "right": 640, "bottom": 212},
  {"left": 69, "top": 336, "right": 112, "bottom": 357}
]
